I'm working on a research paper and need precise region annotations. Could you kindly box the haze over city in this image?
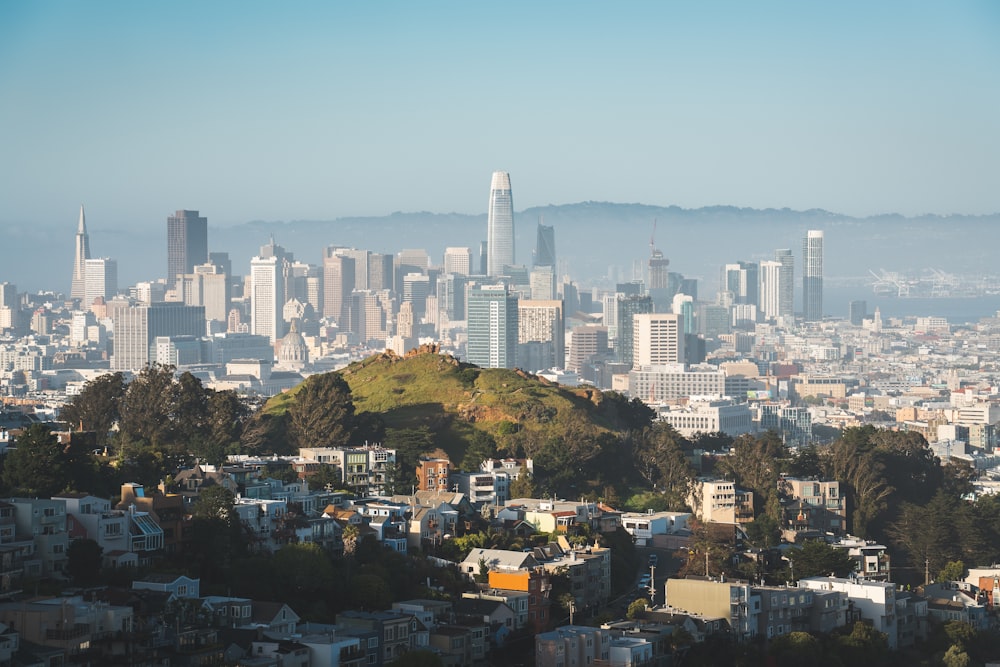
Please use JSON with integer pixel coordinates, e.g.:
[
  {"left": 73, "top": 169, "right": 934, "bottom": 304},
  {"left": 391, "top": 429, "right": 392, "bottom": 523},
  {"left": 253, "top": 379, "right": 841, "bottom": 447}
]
[{"left": 1, "top": 1, "right": 998, "bottom": 236}]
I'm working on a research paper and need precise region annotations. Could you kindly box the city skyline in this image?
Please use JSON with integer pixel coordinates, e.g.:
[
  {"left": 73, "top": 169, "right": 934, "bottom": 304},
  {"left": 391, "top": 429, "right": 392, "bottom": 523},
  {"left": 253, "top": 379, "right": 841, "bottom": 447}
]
[{"left": 1, "top": 1, "right": 998, "bottom": 236}]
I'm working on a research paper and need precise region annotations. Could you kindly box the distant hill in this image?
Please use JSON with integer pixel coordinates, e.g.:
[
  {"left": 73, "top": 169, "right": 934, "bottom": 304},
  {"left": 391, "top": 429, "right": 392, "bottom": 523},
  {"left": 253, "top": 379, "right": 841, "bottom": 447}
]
[
  {"left": 264, "top": 348, "right": 630, "bottom": 466},
  {"left": 9, "top": 201, "right": 1000, "bottom": 293}
]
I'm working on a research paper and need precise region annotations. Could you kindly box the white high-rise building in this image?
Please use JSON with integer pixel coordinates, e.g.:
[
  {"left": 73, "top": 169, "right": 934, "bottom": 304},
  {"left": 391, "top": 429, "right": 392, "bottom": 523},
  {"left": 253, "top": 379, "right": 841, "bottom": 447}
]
[
  {"left": 83, "top": 258, "right": 117, "bottom": 307},
  {"left": 250, "top": 255, "right": 285, "bottom": 343},
  {"left": 517, "top": 299, "right": 564, "bottom": 371},
  {"left": 759, "top": 260, "right": 782, "bottom": 322},
  {"left": 486, "top": 171, "right": 514, "bottom": 276},
  {"left": 70, "top": 205, "right": 91, "bottom": 302},
  {"left": 803, "top": 231, "right": 823, "bottom": 321},
  {"left": 632, "top": 313, "right": 684, "bottom": 367},
  {"left": 443, "top": 247, "right": 473, "bottom": 276}
]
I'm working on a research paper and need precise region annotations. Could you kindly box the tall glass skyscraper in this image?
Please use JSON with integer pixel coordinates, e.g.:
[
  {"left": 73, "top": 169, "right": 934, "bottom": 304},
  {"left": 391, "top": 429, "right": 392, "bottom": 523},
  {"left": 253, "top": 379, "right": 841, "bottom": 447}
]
[
  {"left": 167, "top": 210, "right": 208, "bottom": 285},
  {"left": 486, "top": 171, "right": 514, "bottom": 276},
  {"left": 803, "top": 230, "right": 824, "bottom": 322},
  {"left": 467, "top": 284, "right": 518, "bottom": 369},
  {"left": 533, "top": 220, "right": 555, "bottom": 268}
]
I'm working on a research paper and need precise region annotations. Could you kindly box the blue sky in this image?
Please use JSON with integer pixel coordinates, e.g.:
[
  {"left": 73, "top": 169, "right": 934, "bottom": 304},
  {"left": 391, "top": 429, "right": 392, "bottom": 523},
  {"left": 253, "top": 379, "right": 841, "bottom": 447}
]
[{"left": 1, "top": 1, "right": 998, "bottom": 230}]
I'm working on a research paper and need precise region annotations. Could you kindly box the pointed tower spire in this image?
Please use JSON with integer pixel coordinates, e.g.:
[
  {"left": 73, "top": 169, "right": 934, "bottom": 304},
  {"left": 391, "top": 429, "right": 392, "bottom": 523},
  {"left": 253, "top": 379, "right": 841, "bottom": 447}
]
[{"left": 70, "top": 205, "right": 92, "bottom": 303}]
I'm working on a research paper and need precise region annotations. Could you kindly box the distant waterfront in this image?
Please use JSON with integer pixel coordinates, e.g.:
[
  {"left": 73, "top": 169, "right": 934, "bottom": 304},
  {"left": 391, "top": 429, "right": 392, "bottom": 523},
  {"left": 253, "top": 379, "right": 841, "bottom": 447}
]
[{"left": 826, "top": 286, "right": 1000, "bottom": 324}]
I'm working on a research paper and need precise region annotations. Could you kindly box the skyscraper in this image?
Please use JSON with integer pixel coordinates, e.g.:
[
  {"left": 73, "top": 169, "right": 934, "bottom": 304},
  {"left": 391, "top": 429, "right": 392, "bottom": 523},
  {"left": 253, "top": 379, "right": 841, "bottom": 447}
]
[
  {"left": 167, "top": 210, "right": 208, "bottom": 285},
  {"left": 250, "top": 254, "right": 285, "bottom": 343},
  {"left": 486, "top": 171, "right": 514, "bottom": 276},
  {"left": 111, "top": 302, "right": 205, "bottom": 371},
  {"left": 70, "top": 205, "right": 91, "bottom": 302},
  {"left": 467, "top": 284, "right": 518, "bottom": 369},
  {"left": 721, "top": 261, "right": 759, "bottom": 306},
  {"left": 83, "top": 258, "right": 117, "bottom": 307},
  {"left": 443, "top": 247, "right": 473, "bottom": 276},
  {"left": 615, "top": 295, "right": 653, "bottom": 365},
  {"left": 517, "top": 299, "right": 564, "bottom": 371},
  {"left": 533, "top": 221, "right": 555, "bottom": 268},
  {"left": 632, "top": 313, "right": 684, "bottom": 367},
  {"left": 648, "top": 248, "right": 672, "bottom": 312},
  {"left": 774, "top": 248, "right": 795, "bottom": 319},
  {"left": 803, "top": 230, "right": 824, "bottom": 322},
  {"left": 758, "top": 260, "right": 783, "bottom": 322},
  {"left": 322, "top": 249, "right": 355, "bottom": 324}
]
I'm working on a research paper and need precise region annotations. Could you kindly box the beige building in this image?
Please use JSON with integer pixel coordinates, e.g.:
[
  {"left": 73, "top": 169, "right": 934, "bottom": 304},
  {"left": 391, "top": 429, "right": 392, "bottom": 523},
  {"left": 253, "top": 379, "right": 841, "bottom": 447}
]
[
  {"left": 687, "top": 479, "right": 755, "bottom": 525},
  {"left": 633, "top": 313, "right": 684, "bottom": 366}
]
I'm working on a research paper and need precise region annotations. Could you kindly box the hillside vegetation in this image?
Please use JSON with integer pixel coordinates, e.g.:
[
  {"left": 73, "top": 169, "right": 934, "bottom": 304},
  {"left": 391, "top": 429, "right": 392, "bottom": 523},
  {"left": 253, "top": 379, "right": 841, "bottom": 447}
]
[{"left": 266, "top": 348, "right": 628, "bottom": 466}]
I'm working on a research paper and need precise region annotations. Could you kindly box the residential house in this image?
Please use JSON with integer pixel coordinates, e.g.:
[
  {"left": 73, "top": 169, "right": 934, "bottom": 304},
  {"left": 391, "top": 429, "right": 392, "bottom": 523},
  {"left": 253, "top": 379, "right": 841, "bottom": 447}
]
[
  {"left": 132, "top": 573, "right": 200, "bottom": 601},
  {"left": 9, "top": 498, "right": 68, "bottom": 577},
  {"left": 335, "top": 610, "right": 419, "bottom": 667},
  {"left": 116, "top": 482, "right": 191, "bottom": 555},
  {"left": 778, "top": 477, "right": 847, "bottom": 539},
  {"left": 56, "top": 493, "right": 134, "bottom": 568},
  {"left": 535, "top": 625, "right": 610, "bottom": 667},
  {"left": 416, "top": 457, "right": 452, "bottom": 493},
  {"left": 687, "top": 479, "right": 755, "bottom": 525},
  {"left": 172, "top": 464, "right": 239, "bottom": 508},
  {"left": 619, "top": 510, "right": 691, "bottom": 548},
  {"left": 798, "top": 577, "right": 899, "bottom": 649}
]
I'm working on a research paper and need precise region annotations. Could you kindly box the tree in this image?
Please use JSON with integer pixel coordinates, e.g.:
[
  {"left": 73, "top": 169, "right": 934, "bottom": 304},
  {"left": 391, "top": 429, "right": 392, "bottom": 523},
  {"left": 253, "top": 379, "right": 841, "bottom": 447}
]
[
  {"left": 461, "top": 431, "right": 497, "bottom": 472},
  {"left": 342, "top": 524, "right": 359, "bottom": 557},
  {"left": 509, "top": 467, "right": 537, "bottom": 499},
  {"left": 939, "top": 560, "right": 966, "bottom": 583},
  {"left": 189, "top": 485, "right": 244, "bottom": 585},
  {"left": 287, "top": 372, "right": 356, "bottom": 448},
  {"left": 785, "top": 540, "right": 856, "bottom": 580},
  {"left": 942, "top": 645, "right": 971, "bottom": 667},
  {"left": 767, "top": 631, "right": 821, "bottom": 666},
  {"left": 59, "top": 372, "right": 126, "bottom": 447},
  {"left": 351, "top": 573, "right": 391, "bottom": 610},
  {"left": 632, "top": 423, "right": 693, "bottom": 509},
  {"left": 718, "top": 431, "right": 786, "bottom": 517},
  {"left": 627, "top": 597, "right": 649, "bottom": 619},
  {"left": 66, "top": 538, "right": 103, "bottom": 585},
  {"left": 3, "top": 424, "right": 71, "bottom": 497},
  {"left": 310, "top": 463, "right": 344, "bottom": 491},
  {"left": 118, "top": 364, "right": 178, "bottom": 450}
]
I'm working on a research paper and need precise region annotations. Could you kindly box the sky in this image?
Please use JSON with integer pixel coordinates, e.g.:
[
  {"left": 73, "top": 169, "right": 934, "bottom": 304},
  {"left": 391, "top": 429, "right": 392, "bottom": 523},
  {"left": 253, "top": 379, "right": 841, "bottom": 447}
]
[{"left": 1, "top": 1, "right": 998, "bottom": 232}]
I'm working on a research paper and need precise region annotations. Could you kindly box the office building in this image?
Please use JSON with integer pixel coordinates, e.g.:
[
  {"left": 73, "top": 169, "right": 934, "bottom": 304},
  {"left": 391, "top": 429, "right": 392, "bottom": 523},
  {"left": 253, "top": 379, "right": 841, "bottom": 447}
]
[
  {"left": 628, "top": 364, "right": 726, "bottom": 403},
  {"left": 443, "top": 247, "right": 473, "bottom": 276},
  {"left": 250, "top": 255, "right": 285, "bottom": 343},
  {"left": 615, "top": 295, "right": 652, "bottom": 366},
  {"left": 517, "top": 299, "right": 564, "bottom": 371},
  {"left": 774, "top": 248, "right": 794, "bottom": 319},
  {"left": 111, "top": 302, "right": 205, "bottom": 371},
  {"left": 436, "top": 273, "right": 467, "bottom": 324},
  {"left": 722, "top": 261, "right": 759, "bottom": 306},
  {"left": 803, "top": 230, "right": 823, "bottom": 321},
  {"left": 467, "top": 284, "right": 518, "bottom": 369},
  {"left": 167, "top": 210, "right": 208, "bottom": 285},
  {"left": 849, "top": 300, "right": 867, "bottom": 326},
  {"left": 322, "top": 249, "right": 355, "bottom": 325},
  {"left": 177, "top": 263, "right": 231, "bottom": 325},
  {"left": 632, "top": 313, "right": 683, "bottom": 367},
  {"left": 70, "top": 204, "right": 91, "bottom": 302},
  {"left": 368, "top": 253, "right": 394, "bottom": 291},
  {"left": 350, "top": 290, "right": 388, "bottom": 343},
  {"left": 486, "top": 171, "right": 514, "bottom": 276},
  {"left": 648, "top": 247, "right": 672, "bottom": 312},
  {"left": 83, "top": 258, "right": 117, "bottom": 307},
  {"left": 402, "top": 273, "right": 431, "bottom": 319},
  {"left": 758, "top": 260, "right": 783, "bottom": 322},
  {"left": 529, "top": 266, "right": 555, "bottom": 300},
  {"left": 533, "top": 221, "right": 555, "bottom": 268}
]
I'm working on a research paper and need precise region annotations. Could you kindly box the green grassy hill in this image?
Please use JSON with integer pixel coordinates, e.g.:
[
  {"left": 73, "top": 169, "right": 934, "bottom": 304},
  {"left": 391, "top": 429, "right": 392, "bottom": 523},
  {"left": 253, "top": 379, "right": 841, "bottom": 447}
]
[{"left": 265, "top": 349, "right": 628, "bottom": 466}]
